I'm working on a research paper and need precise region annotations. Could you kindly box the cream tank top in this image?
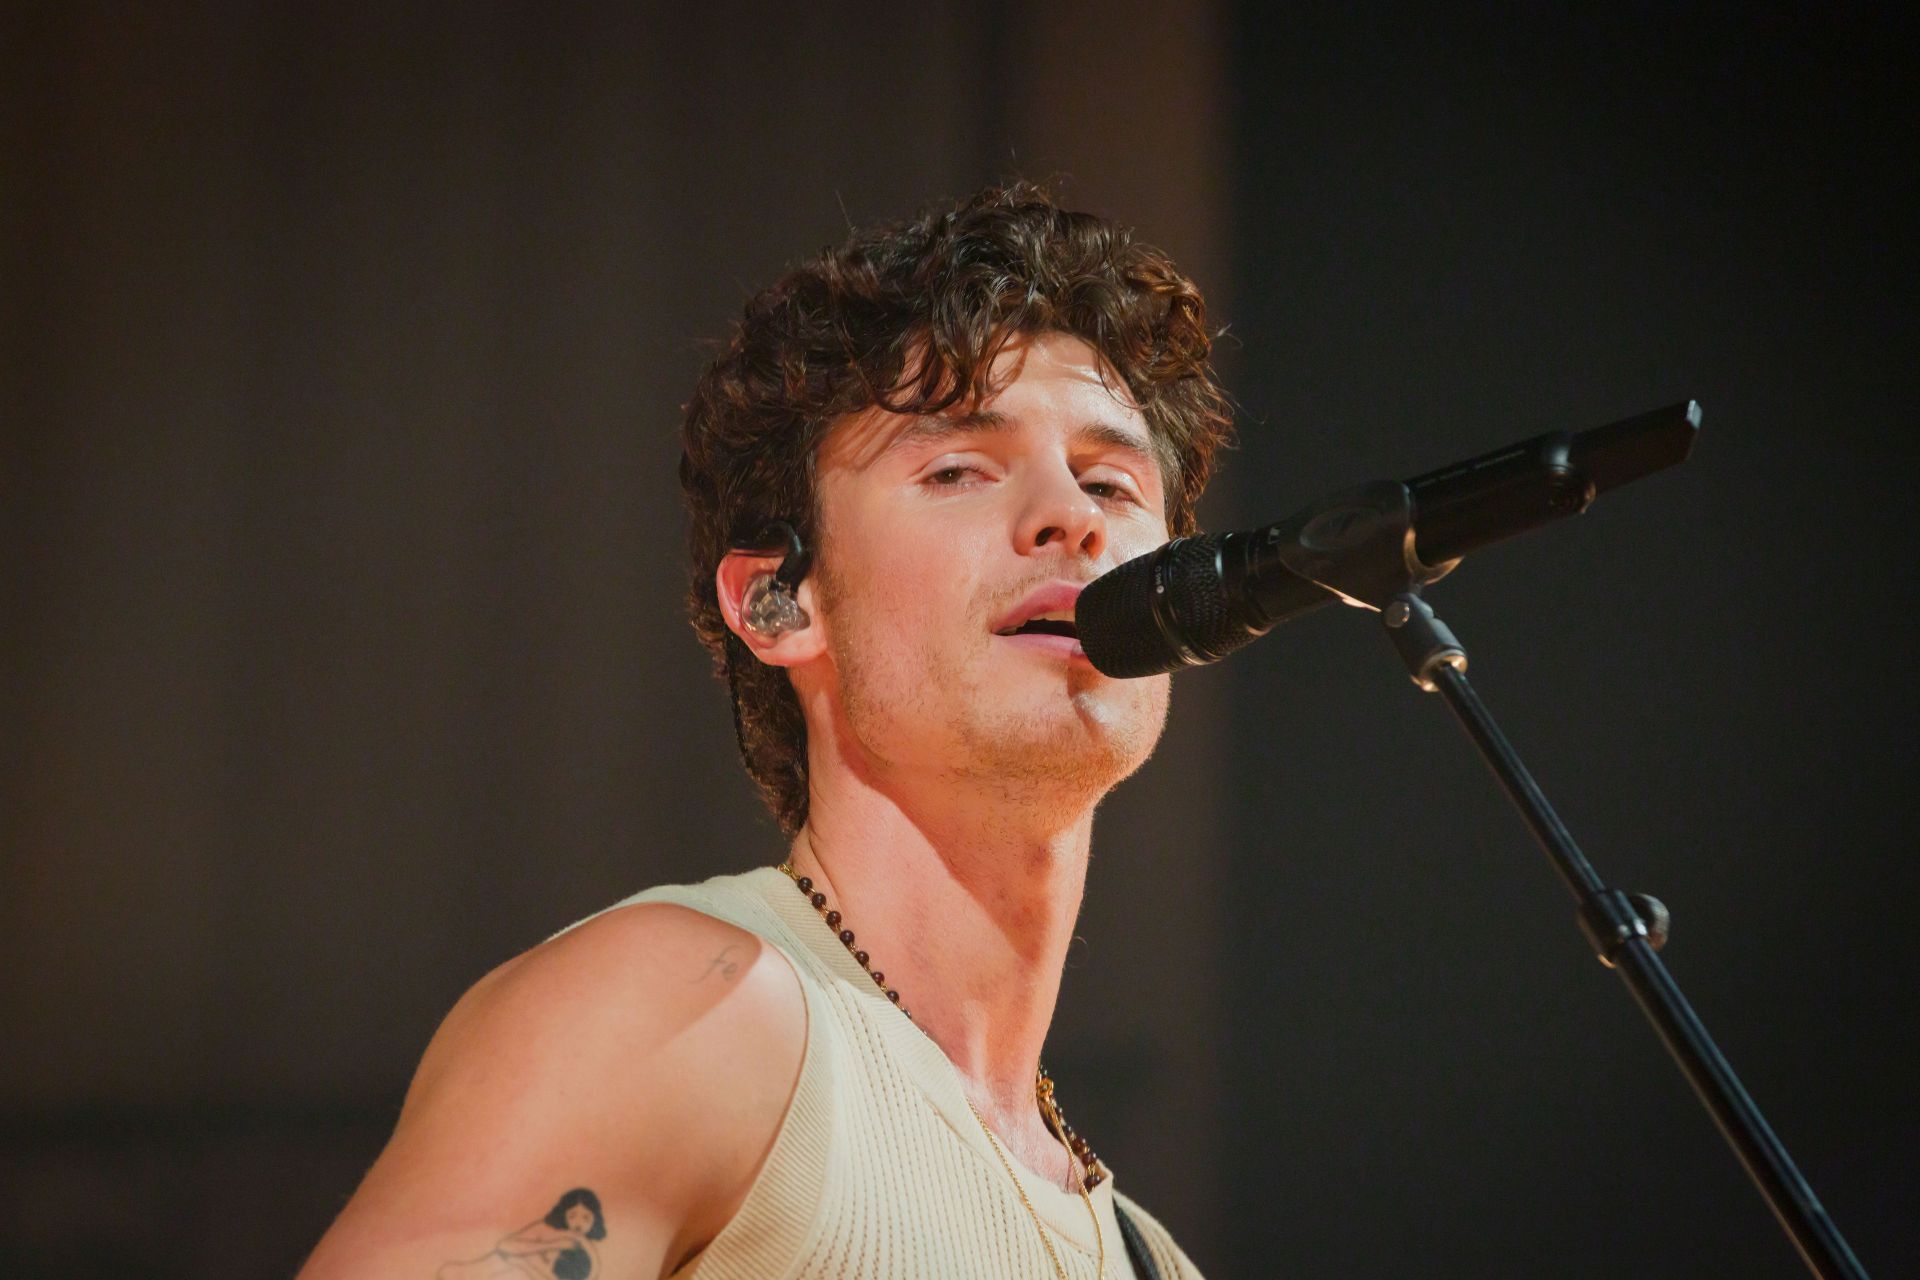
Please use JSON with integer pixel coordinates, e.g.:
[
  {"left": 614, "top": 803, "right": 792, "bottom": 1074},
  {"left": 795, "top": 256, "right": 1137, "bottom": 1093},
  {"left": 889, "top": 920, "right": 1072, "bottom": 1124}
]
[{"left": 562, "top": 866, "right": 1205, "bottom": 1280}]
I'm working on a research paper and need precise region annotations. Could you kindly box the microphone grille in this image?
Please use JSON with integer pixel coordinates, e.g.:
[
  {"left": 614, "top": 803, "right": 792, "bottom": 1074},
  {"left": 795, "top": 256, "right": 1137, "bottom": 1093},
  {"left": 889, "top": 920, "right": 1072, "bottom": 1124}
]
[
  {"left": 1080, "top": 536, "right": 1244, "bottom": 678},
  {"left": 1078, "top": 549, "right": 1178, "bottom": 678},
  {"left": 1160, "top": 535, "right": 1239, "bottom": 656}
]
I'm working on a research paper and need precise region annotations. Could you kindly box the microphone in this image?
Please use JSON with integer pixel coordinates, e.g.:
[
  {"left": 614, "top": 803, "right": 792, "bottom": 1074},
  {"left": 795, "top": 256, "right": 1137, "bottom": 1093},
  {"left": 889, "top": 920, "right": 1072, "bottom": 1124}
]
[{"left": 1077, "top": 401, "right": 1701, "bottom": 678}]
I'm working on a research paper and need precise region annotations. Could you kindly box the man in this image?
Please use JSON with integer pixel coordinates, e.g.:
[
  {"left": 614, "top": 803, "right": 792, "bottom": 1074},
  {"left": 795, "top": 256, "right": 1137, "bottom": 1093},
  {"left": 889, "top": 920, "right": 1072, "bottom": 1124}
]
[{"left": 300, "top": 183, "right": 1230, "bottom": 1279}]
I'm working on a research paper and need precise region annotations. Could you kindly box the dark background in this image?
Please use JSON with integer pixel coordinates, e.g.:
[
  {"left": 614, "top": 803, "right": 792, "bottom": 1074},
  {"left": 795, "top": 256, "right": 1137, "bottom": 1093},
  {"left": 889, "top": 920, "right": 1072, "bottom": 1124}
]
[{"left": 3, "top": 4, "right": 1913, "bottom": 1278}]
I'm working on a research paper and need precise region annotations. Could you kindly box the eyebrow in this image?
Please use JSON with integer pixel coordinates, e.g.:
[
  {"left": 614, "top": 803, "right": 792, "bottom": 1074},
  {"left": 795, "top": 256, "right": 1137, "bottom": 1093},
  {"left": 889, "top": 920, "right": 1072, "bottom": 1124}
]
[
  {"left": 884, "top": 408, "right": 1162, "bottom": 473},
  {"left": 881, "top": 408, "right": 1014, "bottom": 453}
]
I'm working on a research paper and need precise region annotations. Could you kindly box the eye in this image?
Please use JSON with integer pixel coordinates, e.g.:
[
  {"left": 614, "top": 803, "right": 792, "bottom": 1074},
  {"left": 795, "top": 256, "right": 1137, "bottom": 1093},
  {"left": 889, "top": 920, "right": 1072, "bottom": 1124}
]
[
  {"left": 1082, "top": 477, "right": 1140, "bottom": 505},
  {"left": 924, "top": 464, "right": 986, "bottom": 487}
]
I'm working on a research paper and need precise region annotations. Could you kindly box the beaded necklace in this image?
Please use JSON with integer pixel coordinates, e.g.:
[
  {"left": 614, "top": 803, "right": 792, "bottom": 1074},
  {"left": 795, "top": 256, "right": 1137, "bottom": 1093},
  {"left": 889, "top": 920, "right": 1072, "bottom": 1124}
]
[{"left": 776, "top": 859, "right": 1109, "bottom": 1279}]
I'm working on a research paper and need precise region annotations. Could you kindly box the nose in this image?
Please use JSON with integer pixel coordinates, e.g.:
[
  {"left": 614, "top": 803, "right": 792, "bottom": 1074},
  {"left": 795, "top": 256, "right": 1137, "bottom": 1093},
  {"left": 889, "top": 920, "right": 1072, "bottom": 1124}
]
[{"left": 1016, "top": 462, "right": 1107, "bottom": 561}]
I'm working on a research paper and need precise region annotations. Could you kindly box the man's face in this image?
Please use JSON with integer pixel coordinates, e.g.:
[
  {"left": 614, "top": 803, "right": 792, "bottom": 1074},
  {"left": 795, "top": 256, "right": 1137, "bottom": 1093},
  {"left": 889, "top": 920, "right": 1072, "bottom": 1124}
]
[{"left": 804, "top": 331, "right": 1173, "bottom": 803}]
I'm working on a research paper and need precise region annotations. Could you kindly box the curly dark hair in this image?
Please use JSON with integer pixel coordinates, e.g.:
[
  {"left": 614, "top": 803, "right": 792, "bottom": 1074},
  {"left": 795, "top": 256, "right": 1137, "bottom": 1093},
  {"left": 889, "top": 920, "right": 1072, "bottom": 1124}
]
[{"left": 678, "top": 182, "right": 1233, "bottom": 834}]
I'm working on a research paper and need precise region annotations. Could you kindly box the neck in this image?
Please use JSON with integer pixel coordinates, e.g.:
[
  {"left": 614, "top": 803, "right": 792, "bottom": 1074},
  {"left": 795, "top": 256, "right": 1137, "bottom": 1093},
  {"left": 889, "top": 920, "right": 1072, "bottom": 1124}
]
[{"left": 789, "top": 765, "right": 1098, "bottom": 1130}]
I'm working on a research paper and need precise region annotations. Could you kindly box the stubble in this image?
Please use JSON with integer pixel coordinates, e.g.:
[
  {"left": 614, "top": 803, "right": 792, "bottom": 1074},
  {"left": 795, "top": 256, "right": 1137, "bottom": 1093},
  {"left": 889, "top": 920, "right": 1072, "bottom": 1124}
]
[{"left": 819, "top": 556, "right": 1171, "bottom": 808}]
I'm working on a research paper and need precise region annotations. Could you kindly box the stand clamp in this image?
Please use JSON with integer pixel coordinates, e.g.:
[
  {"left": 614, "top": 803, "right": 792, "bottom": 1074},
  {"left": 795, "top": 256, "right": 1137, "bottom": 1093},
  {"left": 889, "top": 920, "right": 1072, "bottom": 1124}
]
[{"left": 1578, "top": 889, "right": 1672, "bottom": 965}]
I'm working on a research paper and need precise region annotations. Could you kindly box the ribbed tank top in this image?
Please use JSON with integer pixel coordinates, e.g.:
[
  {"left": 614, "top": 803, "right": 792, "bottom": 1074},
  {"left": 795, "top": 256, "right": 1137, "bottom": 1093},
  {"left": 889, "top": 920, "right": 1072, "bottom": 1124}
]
[{"left": 561, "top": 866, "right": 1205, "bottom": 1280}]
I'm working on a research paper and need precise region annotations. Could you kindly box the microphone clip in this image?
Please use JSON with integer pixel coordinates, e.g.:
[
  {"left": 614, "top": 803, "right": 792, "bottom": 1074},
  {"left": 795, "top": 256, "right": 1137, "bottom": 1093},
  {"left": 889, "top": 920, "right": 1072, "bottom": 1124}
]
[{"left": 1269, "top": 479, "right": 1458, "bottom": 614}]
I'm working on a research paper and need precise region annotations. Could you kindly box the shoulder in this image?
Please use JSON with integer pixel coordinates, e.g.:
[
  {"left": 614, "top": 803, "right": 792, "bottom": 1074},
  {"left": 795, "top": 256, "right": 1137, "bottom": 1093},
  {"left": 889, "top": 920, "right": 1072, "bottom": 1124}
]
[
  {"left": 403, "top": 900, "right": 805, "bottom": 1248},
  {"left": 445, "top": 897, "right": 796, "bottom": 1047},
  {"left": 414, "top": 896, "right": 806, "bottom": 1129},
  {"left": 301, "top": 894, "right": 809, "bottom": 1277}
]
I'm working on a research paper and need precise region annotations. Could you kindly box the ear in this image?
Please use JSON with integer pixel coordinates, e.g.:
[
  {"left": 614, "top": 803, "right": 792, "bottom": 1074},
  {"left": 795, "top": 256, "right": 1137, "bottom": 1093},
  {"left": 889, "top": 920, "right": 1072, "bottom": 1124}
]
[{"left": 715, "top": 550, "right": 827, "bottom": 667}]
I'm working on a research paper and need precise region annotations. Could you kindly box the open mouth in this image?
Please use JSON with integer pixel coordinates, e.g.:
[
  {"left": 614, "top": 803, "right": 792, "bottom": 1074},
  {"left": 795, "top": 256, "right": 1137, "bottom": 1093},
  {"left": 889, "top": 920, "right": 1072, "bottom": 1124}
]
[
  {"left": 995, "top": 617, "right": 1078, "bottom": 639},
  {"left": 989, "top": 583, "right": 1085, "bottom": 649}
]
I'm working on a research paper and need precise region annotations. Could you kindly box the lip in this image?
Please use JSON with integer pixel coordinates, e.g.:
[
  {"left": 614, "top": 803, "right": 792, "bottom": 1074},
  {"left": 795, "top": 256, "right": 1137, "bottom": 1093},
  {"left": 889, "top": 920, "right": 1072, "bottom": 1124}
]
[{"left": 998, "top": 630, "right": 1088, "bottom": 661}]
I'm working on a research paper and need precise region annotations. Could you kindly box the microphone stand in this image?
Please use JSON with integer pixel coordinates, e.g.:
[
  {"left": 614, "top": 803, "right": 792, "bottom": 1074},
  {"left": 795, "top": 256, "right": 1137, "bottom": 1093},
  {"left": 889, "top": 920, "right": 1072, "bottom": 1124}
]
[{"left": 1277, "top": 483, "right": 1871, "bottom": 1280}]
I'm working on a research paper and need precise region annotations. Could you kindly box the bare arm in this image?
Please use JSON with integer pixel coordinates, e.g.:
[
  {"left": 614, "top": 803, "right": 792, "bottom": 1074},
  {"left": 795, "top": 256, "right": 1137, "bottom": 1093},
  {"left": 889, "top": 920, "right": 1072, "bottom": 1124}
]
[
  {"left": 491, "top": 1221, "right": 574, "bottom": 1255},
  {"left": 297, "top": 903, "right": 807, "bottom": 1280}
]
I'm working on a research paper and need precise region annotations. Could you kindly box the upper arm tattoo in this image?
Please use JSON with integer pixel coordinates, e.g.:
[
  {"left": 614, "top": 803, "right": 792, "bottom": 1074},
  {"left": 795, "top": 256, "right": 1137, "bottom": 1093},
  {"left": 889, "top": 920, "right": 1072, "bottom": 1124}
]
[
  {"left": 435, "top": 1187, "right": 607, "bottom": 1280},
  {"left": 694, "top": 942, "right": 744, "bottom": 983}
]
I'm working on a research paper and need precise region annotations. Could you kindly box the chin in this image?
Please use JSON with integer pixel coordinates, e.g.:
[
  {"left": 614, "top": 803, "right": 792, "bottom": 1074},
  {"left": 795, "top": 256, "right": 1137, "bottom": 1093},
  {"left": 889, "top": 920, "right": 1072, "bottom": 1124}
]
[
  {"left": 1071, "top": 678, "right": 1171, "bottom": 782},
  {"left": 953, "top": 677, "right": 1170, "bottom": 797}
]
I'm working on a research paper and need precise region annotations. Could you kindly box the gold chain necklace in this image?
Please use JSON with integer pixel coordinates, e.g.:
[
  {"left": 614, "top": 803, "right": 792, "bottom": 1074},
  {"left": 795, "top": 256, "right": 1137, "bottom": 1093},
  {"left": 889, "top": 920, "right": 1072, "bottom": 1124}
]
[{"left": 777, "top": 859, "right": 1108, "bottom": 1279}]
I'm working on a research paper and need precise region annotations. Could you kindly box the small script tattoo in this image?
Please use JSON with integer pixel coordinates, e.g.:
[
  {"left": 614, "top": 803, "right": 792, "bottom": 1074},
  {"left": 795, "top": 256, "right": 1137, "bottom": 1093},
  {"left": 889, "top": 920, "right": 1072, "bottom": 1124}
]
[
  {"left": 695, "top": 942, "right": 744, "bottom": 983},
  {"left": 435, "top": 1186, "right": 606, "bottom": 1280}
]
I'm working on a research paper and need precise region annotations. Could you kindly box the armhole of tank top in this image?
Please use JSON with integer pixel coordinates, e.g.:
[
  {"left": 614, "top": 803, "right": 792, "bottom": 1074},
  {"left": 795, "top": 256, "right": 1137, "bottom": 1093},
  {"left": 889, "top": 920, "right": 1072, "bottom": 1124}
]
[
  {"left": 1110, "top": 1190, "right": 1200, "bottom": 1280},
  {"left": 636, "top": 884, "right": 830, "bottom": 1280}
]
